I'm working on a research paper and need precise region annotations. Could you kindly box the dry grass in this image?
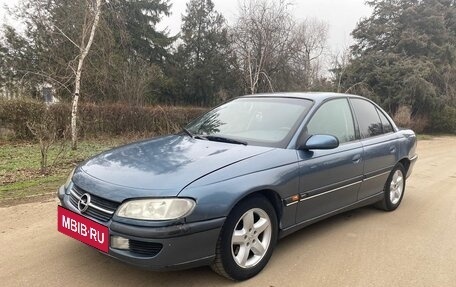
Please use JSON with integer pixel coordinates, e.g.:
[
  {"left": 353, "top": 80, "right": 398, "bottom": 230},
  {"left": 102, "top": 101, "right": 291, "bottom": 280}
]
[{"left": 393, "top": 106, "right": 428, "bottom": 133}]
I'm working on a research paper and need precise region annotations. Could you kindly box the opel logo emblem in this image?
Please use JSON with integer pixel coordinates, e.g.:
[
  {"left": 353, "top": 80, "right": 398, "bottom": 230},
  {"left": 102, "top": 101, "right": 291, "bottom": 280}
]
[{"left": 78, "top": 193, "right": 91, "bottom": 213}]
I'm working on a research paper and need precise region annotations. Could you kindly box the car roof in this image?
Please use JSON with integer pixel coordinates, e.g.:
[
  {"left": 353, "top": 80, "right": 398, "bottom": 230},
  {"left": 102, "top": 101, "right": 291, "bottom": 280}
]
[{"left": 241, "top": 92, "right": 366, "bottom": 104}]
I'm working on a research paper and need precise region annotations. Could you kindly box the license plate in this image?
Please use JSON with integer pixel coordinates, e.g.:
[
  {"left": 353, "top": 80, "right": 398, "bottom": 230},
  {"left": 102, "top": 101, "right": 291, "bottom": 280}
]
[{"left": 57, "top": 205, "right": 109, "bottom": 253}]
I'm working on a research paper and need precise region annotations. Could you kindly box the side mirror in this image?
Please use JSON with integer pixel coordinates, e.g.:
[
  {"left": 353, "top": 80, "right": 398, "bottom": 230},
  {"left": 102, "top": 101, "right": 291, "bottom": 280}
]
[{"left": 300, "top": 134, "right": 339, "bottom": 150}]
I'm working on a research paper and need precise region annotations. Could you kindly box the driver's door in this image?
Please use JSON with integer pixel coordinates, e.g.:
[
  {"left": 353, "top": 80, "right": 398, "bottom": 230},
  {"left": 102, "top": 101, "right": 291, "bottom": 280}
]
[{"left": 295, "top": 98, "right": 363, "bottom": 223}]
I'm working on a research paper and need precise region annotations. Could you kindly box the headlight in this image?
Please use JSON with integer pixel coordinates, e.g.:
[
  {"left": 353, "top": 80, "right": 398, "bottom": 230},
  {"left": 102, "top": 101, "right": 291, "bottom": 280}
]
[
  {"left": 116, "top": 198, "right": 196, "bottom": 220},
  {"left": 64, "top": 168, "right": 75, "bottom": 190}
]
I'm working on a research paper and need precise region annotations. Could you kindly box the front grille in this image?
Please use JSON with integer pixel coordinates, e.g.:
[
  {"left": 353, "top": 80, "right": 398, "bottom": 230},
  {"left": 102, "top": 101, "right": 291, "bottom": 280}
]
[
  {"left": 69, "top": 185, "right": 119, "bottom": 222},
  {"left": 128, "top": 240, "right": 163, "bottom": 256}
]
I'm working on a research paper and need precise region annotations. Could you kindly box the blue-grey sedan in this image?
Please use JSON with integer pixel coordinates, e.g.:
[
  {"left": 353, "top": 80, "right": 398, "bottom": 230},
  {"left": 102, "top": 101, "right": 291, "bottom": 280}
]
[{"left": 57, "top": 92, "right": 417, "bottom": 280}]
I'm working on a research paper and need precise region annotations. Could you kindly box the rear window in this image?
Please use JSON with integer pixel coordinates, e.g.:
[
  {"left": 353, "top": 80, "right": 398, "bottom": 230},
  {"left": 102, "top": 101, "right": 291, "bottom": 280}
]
[
  {"left": 377, "top": 108, "right": 394, "bottom": 133},
  {"left": 350, "top": 98, "right": 383, "bottom": 138}
]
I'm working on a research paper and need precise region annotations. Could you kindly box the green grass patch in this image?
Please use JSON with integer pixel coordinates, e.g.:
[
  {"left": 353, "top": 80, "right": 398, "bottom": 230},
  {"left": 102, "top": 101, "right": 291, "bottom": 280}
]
[
  {"left": 0, "top": 137, "right": 130, "bottom": 201},
  {"left": 0, "top": 175, "right": 63, "bottom": 199}
]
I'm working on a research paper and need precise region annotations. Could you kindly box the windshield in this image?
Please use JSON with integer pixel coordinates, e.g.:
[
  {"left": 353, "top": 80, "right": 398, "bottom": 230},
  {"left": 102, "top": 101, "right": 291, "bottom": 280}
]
[{"left": 185, "top": 97, "right": 313, "bottom": 147}]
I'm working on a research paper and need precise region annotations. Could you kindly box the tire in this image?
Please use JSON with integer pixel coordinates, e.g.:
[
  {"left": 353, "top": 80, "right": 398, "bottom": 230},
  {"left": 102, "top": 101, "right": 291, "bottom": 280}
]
[
  {"left": 211, "top": 195, "right": 278, "bottom": 281},
  {"left": 375, "top": 163, "right": 406, "bottom": 211}
]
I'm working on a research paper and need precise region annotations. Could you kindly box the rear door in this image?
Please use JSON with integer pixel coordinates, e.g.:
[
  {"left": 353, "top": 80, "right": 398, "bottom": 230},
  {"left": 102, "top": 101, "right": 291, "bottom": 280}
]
[
  {"left": 349, "top": 98, "right": 399, "bottom": 200},
  {"left": 295, "top": 98, "right": 363, "bottom": 223}
]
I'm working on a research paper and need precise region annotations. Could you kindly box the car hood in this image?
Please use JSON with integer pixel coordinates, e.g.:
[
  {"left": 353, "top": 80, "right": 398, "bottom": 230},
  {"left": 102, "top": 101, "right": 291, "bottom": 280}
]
[{"left": 72, "top": 135, "right": 273, "bottom": 201}]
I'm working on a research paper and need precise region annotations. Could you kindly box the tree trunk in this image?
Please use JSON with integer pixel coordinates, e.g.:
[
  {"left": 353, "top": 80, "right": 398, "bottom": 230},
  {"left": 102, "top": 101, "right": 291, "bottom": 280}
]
[{"left": 71, "top": 0, "right": 102, "bottom": 150}]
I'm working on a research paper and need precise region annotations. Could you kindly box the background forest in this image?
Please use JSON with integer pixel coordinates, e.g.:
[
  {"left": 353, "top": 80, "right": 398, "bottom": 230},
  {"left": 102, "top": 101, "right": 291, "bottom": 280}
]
[{"left": 1, "top": 0, "right": 455, "bottom": 133}]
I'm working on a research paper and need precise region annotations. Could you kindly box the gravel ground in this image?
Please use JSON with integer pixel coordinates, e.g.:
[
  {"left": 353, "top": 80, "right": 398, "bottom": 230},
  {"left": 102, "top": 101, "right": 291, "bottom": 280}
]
[{"left": 1, "top": 137, "right": 455, "bottom": 287}]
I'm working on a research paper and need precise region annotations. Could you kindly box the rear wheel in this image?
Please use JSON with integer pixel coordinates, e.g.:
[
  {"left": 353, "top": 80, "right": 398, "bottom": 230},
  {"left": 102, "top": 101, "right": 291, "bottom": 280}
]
[
  {"left": 211, "top": 195, "right": 278, "bottom": 281},
  {"left": 375, "top": 163, "right": 406, "bottom": 211}
]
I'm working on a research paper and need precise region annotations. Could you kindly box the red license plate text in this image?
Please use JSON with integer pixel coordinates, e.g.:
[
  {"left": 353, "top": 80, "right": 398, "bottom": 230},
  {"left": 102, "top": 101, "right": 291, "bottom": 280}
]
[{"left": 57, "top": 205, "right": 109, "bottom": 253}]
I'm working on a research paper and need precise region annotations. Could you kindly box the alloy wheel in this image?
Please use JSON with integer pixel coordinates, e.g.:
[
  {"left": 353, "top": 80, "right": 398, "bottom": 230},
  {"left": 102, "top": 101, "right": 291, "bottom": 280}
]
[
  {"left": 389, "top": 169, "right": 404, "bottom": 205},
  {"left": 231, "top": 208, "right": 272, "bottom": 268}
]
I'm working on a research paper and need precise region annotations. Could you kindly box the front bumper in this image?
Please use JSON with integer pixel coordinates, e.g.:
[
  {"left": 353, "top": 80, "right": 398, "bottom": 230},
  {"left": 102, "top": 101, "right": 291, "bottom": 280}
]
[{"left": 58, "top": 186, "right": 225, "bottom": 270}]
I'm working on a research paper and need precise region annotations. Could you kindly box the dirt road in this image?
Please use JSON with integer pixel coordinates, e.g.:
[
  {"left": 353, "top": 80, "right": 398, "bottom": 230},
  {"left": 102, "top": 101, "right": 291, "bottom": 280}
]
[{"left": 1, "top": 137, "right": 456, "bottom": 287}]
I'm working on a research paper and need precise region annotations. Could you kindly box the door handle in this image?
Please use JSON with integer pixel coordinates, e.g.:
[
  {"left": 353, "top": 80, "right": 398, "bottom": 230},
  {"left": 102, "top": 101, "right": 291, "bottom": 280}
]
[{"left": 352, "top": 154, "right": 362, "bottom": 164}]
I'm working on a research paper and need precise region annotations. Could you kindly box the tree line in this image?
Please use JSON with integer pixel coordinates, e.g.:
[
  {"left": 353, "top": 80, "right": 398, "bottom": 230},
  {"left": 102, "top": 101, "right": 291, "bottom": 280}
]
[
  {"left": 0, "top": 0, "right": 329, "bottom": 106},
  {"left": 1, "top": 0, "right": 455, "bottom": 133},
  {"left": 335, "top": 0, "right": 456, "bottom": 130}
]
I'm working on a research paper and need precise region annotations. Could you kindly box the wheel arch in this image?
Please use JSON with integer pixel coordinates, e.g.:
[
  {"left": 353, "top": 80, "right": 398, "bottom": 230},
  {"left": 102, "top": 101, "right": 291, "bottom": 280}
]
[
  {"left": 398, "top": 157, "right": 411, "bottom": 174},
  {"left": 231, "top": 189, "right": 283, "bottom": 230},
  {"left": 211, "top": 188, "right": 281, "bottom": 280}
]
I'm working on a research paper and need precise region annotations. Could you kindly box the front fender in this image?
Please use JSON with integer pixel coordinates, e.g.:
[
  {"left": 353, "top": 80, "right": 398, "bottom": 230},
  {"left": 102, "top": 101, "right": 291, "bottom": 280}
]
[{"left": 179, "top": 149, "right": 300, "bottom": 230}]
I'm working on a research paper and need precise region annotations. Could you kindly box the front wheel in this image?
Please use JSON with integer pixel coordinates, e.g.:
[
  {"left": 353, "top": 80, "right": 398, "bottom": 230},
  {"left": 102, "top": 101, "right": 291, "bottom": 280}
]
[
  {"left": 375, "top": 163, "right": 406, "bottom": 211},
  {"left": 211, "top": 195, "right": 278, "bottom": 281}
]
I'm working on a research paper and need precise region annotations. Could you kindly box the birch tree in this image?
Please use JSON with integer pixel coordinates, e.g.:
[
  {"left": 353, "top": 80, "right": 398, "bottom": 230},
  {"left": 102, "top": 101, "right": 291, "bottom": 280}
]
[
  {"left": 71, "top": 0, "right": 103, "bottom": 149},
  {"left": 1, "top": 0, "right": 103, "bottom": 148}
]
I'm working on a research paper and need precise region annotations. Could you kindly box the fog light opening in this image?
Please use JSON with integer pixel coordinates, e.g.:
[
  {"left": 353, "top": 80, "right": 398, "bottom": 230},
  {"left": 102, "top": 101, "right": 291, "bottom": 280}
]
[{"left": 111, "top": 236, "right": 129, "bottom": 250}]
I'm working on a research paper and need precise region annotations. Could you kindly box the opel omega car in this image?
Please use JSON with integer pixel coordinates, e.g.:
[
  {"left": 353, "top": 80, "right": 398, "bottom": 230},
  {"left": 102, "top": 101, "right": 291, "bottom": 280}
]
[{"left": 57, "top": 92, "right": 417, "bottom": 280}]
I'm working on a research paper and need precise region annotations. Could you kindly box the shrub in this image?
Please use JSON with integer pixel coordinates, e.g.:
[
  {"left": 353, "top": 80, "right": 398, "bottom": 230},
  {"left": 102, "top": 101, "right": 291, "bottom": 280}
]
[
  {"left": 392, "top": 105, "right": 429, "bottom": 133},
  {"left": 26, "top": 108, "right": 69, "bottom": 173},
  {"left": 430, "top": 105, "right": 456, "bottom": 134},
  {"left": 0, "top": 99, "right": 207, "bottom": 140},
  {"left": 393, "top": 106, "right": 412, "bottom": 128},
  {"left": 0, "top": 99, "right": 46, "bottom": 139}
]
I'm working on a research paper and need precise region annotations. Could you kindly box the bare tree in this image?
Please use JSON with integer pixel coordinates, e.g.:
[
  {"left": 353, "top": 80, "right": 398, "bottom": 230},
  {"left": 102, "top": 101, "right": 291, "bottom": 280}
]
[
  {"left": 231, "top": 0, "right": 329, "bottom": 94},
  {"left": 115, "top": 59, "right": 161, "bottom": 106},
  {"left": 328, "top": 45, "right": 351, "bottom": 93},
  {"left": 71, "top": 0, "right": 103, "bottom": 149},
  {"left": 291, "top": 18, "right": 329, "bottom": 89},
  {"left": 232, "top": 0, "right": 295, "bottom": 94},
  {"left": 26, "top": 111, "right": 69, "bottom": 174}
]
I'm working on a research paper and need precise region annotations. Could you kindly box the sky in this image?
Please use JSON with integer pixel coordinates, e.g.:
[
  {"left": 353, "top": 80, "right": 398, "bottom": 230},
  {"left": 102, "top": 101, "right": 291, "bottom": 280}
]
[{"left": 0, "top": 0, "right": 373, "bottom": 54}]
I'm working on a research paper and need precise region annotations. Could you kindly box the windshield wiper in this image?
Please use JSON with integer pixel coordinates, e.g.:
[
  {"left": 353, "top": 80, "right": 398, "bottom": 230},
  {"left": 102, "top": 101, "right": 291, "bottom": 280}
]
[
  {"left": 182, "top": 127, "right": 194, "bottom": 138},
  {"left": 182, "top": 127, "right": 207, "bottom": 140},
  {"left": 182, "top": 128, "right": 244, "bottom": 145},
  {"left": 205, "top": 135, "right": 248, "bottom": 146}
]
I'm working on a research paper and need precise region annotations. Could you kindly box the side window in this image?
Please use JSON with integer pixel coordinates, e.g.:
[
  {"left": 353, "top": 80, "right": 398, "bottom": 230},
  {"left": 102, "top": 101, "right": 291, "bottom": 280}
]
[
  {"left": 377, "top": 108, "right": 394, "bottom": 133},
  {"left": 307, "top": 98, "right": 356, "bottom": 144},
  {"left": 350, "top": 99, "right": 383, "bottom": 138}
]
